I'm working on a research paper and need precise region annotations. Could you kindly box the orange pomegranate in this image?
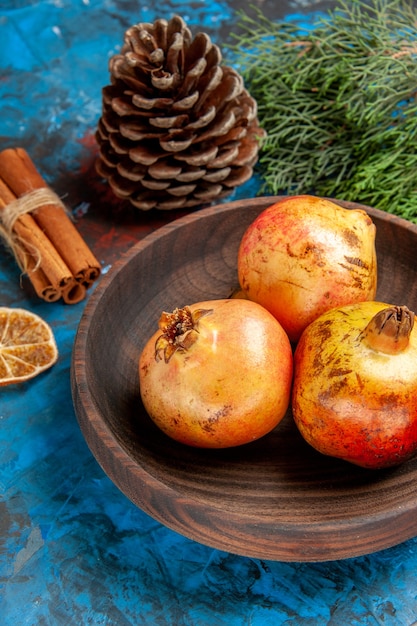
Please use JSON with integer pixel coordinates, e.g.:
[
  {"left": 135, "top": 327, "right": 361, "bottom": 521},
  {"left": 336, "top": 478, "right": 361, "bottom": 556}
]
[
  {"left": 237, "top": 195, "right": 377, "bottom": 343},
  {"left": 292, "top": 301, "right": 417, "bottom": 469},
  {"left": 139, "top": 298, "right": 293, "bottom": 448}
]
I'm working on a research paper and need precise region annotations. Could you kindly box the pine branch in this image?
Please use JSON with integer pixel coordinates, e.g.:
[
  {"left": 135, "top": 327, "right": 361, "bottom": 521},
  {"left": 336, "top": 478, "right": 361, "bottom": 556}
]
[{"left": 227, "top": 0, "right": 417, "bottom": 222}]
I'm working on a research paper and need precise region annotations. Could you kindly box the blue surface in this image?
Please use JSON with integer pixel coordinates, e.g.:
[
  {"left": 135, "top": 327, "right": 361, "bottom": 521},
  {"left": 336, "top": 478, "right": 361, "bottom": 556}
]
[{"left": 2, "top": 1, "right": 417, "bottom": 624}]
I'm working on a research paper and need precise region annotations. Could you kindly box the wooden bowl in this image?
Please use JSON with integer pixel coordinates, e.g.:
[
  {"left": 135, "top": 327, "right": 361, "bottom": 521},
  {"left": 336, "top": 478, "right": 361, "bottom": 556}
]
[{"left": 71, "top": 196, "right": 417, "bottom": 562}]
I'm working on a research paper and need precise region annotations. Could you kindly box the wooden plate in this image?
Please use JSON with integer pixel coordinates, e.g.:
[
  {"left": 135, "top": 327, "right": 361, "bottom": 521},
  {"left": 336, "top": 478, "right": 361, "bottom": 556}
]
[{"left": 71, "top": 196, "right": 417, "bottom": 562}]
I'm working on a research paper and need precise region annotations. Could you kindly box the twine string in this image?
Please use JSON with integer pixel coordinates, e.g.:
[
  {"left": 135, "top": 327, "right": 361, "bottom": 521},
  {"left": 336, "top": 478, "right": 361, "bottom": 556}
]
[{"left": 0, "top": 187, "right": 68, "bottom": 272}]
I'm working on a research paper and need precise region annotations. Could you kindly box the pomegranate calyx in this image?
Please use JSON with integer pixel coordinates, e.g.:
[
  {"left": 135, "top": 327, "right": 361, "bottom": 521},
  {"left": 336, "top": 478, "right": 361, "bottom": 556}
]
[
  {"left": 361, "top": 305, "right": 415, "bottom": 355},
  {"left": 154, "top": 306, "right": 213, "bottom": 363}
]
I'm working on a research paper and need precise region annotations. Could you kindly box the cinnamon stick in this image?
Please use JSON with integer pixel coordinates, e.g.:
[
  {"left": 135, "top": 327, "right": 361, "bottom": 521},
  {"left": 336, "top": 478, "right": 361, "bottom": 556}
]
[
  {"left": 0, "top": 148, "right": 101, "bottom": 288},
  {"left": 0, "top": 148, "right": 101, "bottom": 304},
  {"left": 23, "top": 256, "right": 61, "bottom": 303},
  {"left": 61, "top": 279, "right": 87, "bottom": 304},
  {"left": 0, "top": 179, "right": 62, "bottom": 301}
]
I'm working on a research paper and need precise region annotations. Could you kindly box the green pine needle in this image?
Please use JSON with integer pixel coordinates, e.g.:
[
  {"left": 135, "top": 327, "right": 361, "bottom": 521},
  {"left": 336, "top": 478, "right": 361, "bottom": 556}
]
[{"left": 228, "top": 0, "right": 417, "bottom": 222}]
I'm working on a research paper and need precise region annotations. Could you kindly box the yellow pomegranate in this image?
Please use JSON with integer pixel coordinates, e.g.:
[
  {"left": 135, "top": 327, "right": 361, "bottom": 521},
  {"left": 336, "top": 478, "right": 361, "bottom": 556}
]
[
  {"left": 238, "top": 195, "right": 377, "bottom": 343},
  {"left": 139, "top": 298, "right": 293, "bottom": 448},
  {"left": 292, "top": 301, "right": 417, "bottom": 469}
]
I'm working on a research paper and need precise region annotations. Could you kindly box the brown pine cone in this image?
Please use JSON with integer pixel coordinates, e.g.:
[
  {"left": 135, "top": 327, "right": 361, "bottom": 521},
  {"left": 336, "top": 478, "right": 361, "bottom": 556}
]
[{"left": 95, "top": 15, "right": 265, "bottom": 210}]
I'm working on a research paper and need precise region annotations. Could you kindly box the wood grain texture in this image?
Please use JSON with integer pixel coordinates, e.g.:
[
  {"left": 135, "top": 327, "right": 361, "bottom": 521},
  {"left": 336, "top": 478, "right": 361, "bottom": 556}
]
[{"left": 71, "top": 196, "right": 417, "bottom": 562}]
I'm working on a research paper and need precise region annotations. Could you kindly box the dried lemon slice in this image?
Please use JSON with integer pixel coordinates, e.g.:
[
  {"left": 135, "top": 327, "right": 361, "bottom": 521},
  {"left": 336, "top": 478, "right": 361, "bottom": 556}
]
[{"left": 0, "top": 307, "right": 58, "bottom": 385}]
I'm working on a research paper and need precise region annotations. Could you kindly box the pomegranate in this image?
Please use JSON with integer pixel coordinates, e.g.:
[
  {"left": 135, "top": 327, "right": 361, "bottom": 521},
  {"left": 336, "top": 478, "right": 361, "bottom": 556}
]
[
  {"left": 237, "top": 195, "right": 377, "bottom": 343},
  {"left": 139, "top": 298, "right": 293, "bottom": 448},
  {"left": 292, "top": 301, "right": 417, "bottom": 469}
]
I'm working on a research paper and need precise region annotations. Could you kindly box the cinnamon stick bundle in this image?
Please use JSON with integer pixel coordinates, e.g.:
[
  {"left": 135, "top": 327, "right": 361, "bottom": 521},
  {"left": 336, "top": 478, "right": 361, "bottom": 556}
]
[{"left": 0, "top": 147, "right": 101, "bottom": 304}]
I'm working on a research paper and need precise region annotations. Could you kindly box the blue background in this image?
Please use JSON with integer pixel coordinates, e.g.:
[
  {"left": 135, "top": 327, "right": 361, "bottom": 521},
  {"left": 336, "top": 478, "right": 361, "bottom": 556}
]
[{"left": 1, "top": 1, "right": 417, "bottom": 624}]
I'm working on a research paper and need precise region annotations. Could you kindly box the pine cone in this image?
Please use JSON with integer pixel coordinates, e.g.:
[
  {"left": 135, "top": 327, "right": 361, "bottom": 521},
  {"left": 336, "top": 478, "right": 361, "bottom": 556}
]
[{"left": 95, "top": 15, "right": 264, "bottom": 210}]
